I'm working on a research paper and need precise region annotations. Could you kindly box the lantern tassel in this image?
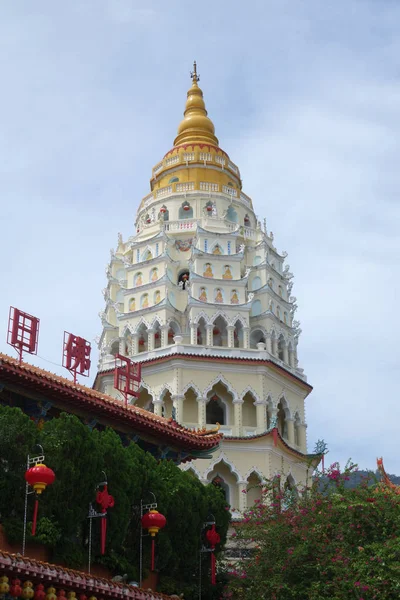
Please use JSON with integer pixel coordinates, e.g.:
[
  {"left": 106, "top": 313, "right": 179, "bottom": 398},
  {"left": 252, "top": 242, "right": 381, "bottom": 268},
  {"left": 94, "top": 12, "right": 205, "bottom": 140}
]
[
  {"left": 151, "top": 538, "right": 155, "bottom": 571},
  {"left": 32, "top": 498, "right": 39, "bottom": 536},
  {"left": 210, "top": 551, "right": 216, "bottom": 585},
  {"left": 100, "top": 515, "right": 107, "bottom": 555}
]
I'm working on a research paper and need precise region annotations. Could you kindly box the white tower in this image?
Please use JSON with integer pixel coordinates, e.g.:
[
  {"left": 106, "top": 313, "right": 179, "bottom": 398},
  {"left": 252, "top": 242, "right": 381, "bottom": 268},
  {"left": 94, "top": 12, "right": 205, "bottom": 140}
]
[{"left": 95, "top": 64, "right": 318, "bottom": 516}]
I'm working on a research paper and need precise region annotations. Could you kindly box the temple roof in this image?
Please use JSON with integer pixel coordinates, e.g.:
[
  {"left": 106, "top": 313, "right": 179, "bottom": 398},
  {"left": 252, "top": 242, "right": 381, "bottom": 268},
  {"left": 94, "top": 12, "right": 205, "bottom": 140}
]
[
  {"left": 0, "top": 550, "right": 175, "bottom": 600},
  {"left": 0, "top": 353, "right": 222, "bottom": 458}
]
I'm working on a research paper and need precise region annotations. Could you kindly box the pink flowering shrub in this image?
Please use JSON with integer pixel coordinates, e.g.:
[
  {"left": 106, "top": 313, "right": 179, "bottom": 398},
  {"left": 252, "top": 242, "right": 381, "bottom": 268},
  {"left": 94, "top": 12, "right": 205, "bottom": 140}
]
[{"left": 224, "top": 461, "right": 400, "bottom": 599}]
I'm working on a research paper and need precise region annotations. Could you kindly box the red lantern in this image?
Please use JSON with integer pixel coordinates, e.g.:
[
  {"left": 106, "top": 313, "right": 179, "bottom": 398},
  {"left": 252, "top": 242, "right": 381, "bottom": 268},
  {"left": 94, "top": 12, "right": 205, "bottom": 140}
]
[
  {"left": 139, "top": 338, "right": 145, "bottom": 346},
  {"left": 155, "top": 332, "right": 160, "bottom": 340},
  {"left": 141, "top": 510, "right": 166, "bottom": 571},
  {"left": 183, "top": 204, "right": 190, "bottom": 211},
  {"left": 10, "top": 579, "right": 22, "bottom": 598},
  {"left": 34, "top": 585, "right": 45, "bottom": 600},
  {"left": 146, "top": 218, "right": 151, "bottom": 224},
  {"left": 206, "top": 524, "right": 220, "bottom": 585},
  {"left": 213, "top": 328, "right": 220, "bottom": 336},
  {"left": 25, "top": 463, "right": 55, "bottom": 536},
  {"left": 206, "top": 205, "right": 213, "bottom": 212},
  {"left": 168, "top": 331, "right": 174, "bottom": 338},
  {"left": 160, "top": 206, "right": 167, "bottom": 214}
]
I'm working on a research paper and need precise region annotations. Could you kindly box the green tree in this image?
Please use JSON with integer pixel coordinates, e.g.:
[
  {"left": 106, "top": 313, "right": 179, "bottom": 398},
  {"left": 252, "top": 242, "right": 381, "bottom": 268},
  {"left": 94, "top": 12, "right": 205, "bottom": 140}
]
[{"left": 224, "top": 462, "right": 400, "bottom": 600}]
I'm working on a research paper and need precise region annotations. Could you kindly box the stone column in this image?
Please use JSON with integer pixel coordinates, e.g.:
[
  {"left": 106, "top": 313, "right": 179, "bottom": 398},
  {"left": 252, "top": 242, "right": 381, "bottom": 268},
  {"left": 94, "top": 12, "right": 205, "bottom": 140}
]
[
  {"left": 152, "top": 397, "right": 163, "bottom": 417},
  {"left": 298, "top": 422, "right": 307, "bottom": 452},
  {"left": 238, "top": 481, "right": 248, "bottom": 513},
  {"left": 255, "top": 401, "right": 267, "bottom": 433},
  {"left": 227, "top": 325, "right": 235, "bottom": 348},
  {"left": 118, "top": 337, "right": 126, "bottom": 355},
  {"left": 283, "top": 343, "right": 289, "bottom": 364},
  {"left": 190, "top": 323, "right": 198, "bottom": 345},
  {"left": 243, "top": 327, "right": 250, "bottom": 349},
  {"left": 206, "top": 324, "right": 213, "bottom": 346},
  {"left": 265, "top": 333, "right": 272, "bottom": 354},
  {"left": 161, "top": 324, "right": 169, "bottom": 348},
  {"left": 147, "top": 328, "right": 155, "bottom": 352},
  {"left": 171, "top": 394, "right": 184, "bottom": 423},
  {"left": 197, "top": 396, "right": 207, "bottom": 427},
  {"left": 286, "top": 417, "right": 295, "bottom": 446},
  {"left": 132, "top": 333, "right": 139, "bottom": 356},
  {"left": 233, "top": 399, "right": 243, "bottom": 437}
]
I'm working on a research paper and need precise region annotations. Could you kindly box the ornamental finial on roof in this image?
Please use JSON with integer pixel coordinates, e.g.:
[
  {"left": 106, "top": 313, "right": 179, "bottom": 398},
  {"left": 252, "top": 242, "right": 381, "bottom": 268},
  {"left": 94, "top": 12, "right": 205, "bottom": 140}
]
[{"left": 190, "top": 60, "right": 199, "bottom": 84}]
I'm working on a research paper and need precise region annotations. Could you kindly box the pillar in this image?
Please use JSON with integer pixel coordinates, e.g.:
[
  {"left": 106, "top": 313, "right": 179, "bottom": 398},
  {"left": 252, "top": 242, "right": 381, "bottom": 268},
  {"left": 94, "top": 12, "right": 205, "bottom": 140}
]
[
  {"left": 118, "top": 337, "right": 126, "bottom": 355},
  {"left": 147, "top": 328, "right": 155, "bottom": 352},
  {"left": 289, "top": 348, "right": 295, "bottom": 368},
  {"left": 132, "top": 333, "right": 139, "bottom": 355},
  {"left": 286, "top": 417, "right": 295, "bottom": 446},
  {"left": 197, "top": 396, "right": 207, "bottom": 427},
  {"left": 171, "top": 394, "right": 184, "bottom": 423},
  {"left": 298, "top": 422, "right": 307, "bottom": 452},
  {"left": 206, "top": 324, "right": 213, "bottom": 346},
  {"left": 190, "top": 323, "right": 197, "bottom": 345},
  {"left": 283, "top": 344, "right": 289, "bottom": 364},
  {"left": 227, "top": 325, "right": 235, "bottom": 348},
  {"left": 233, "top": 399, "right": 243, "bottom": 437},
  {"left": 265, "top": 333, "right": 272, "bottom": 354},
  {"left": 243, "top": 327, "right": 250, "bottom": 349},
  {"left": 238, "top": 481, "right": 247, "bottom": 513},
  {"left": 272, "top": 336, "right": 278, "bottom": 356},
  {"left": 255, "top": 401, "right": 267, "bottom": 433},
  {"left": 161, "top": 324, "right": 169, "bottom": 348},
  {"left": 152, "top": 397, "right": 163, "bottom": 417}
]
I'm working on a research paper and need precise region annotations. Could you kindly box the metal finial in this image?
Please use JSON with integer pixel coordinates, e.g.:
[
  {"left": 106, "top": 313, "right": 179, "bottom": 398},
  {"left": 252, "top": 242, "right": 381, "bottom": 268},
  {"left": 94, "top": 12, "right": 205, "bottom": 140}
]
[{"left": 190, "top": 60, "right": 199, "bottom": 83}]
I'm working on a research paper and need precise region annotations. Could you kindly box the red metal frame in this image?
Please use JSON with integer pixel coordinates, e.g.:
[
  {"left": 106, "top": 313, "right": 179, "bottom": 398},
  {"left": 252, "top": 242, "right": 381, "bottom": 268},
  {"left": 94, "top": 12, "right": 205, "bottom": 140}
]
[
  {"left": 62, "top": 331, "right": 91, "bottom": 384},
  {"left": 114, "top": 354, "right": 141, "bottom": 407},
  {"left": 7, "top": 306, "right": 40, "bottom": 364}
]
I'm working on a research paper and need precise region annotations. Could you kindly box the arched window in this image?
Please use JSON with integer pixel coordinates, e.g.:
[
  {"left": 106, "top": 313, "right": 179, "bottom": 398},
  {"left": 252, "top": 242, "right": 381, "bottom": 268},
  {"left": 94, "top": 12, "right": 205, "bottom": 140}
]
[
  {"left": 153, "top": 290, "right": 161, "bottom": 304},
  {"left": 212, "top": 476, "right": 229, "bottom": 502},
  {"left": 137, "top": 323, "right": 148, "bottom": 354},
  {"left": 153, "top": 321, "right": 162, "bottom": 349},
  {"left": 284, "top": 312, "right": 288, "bottom": 325},
  {"left": 277, "top": 398, "right": 288, "bottom": 439},
  {"left": 251, "top": 299, "right": 262, "bottom": 316},
  {"left": 222, "top": 265, "right": 232, "bottom": 279},
  {"left": 242, "top": 392, "right": 257, "bottom": 427},
  {"left": 197, "top": 317, "right": 207, "bottom": 345},
  {"left": 199, "top": 287, "right": 208, "bottom": 302},
  {"left": 150, "top": 267, "right": 158, "bottom": 282},
  {"left": 268, "top": 277, "right": 274, "bottom": 290},
  {"left": 169, "top": 176, "right": 179, "bottom": 183},
  {"left": 230, "top": 289, "right": 239, "bottom": 304},
  {"left": 159, "top": 206, "right": 169, "bottom": 221},
  {"left": 250, "top": 328, "right": 265, "bottom": 349},
  {"left": 278, "top": 285, "right": 283, "bottom": 298},
  {"left": 212, "top": 244, "right": 223, "bottom": 255},
  {"left": 294, "top": 413, "right": 301, "bottom": 446},
  {"left": 179, "top": 202, "right": 193, "bottom": 219},
  {"left": 252, "top": 276, "right": 262, "bottom": 290},
  {"left": 167, "top": 320, "right": 179, "bottom": 344},
  {"left": 277, "top": 306, "right": 281, "bottom": 320},
  {"left": 226, "top": 206, "right": 238, "bottom": 223},
  {"left": 214, "top": 288, "right": 224, "bottom": 303},
  {"left": 212, "top": 315, "right": 228, "bottom": 347},
  {"left": 110, "top": 340, "right": 119, "bottom": 357},
  {"left": 129, "top": 297, "right": 136, "bottom": 312},
  {"left": 206, "top": 395, "right": 225, "bottom": 425},
  {"left": 233, "top": 320, "right": 244, "bottom": 348},
  {"left": 142, "top": 249, "right": 153, "bottom": 261},
  {"left": 203, "top": 263, "right": 214, "bottom": 278}
]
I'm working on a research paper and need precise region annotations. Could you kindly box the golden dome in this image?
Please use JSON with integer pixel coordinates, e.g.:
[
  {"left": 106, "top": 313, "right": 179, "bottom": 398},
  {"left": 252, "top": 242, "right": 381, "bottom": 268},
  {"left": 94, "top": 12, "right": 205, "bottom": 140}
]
[{"left": 174, "top": 62, "right": 219, "bottom": 147}]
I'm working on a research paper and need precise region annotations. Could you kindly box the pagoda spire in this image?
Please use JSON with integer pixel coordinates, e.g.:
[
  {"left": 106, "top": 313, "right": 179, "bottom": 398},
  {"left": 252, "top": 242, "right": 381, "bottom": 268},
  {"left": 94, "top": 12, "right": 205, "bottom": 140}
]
[{"left": 174, "top": 61, "right": 219, "bottom": 147}]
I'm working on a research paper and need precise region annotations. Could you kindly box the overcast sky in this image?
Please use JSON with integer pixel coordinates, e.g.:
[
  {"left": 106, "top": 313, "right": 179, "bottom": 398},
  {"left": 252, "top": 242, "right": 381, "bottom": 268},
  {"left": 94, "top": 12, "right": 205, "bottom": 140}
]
[{"left": 1, "top": 1, "right": 399, "bottom": 473}]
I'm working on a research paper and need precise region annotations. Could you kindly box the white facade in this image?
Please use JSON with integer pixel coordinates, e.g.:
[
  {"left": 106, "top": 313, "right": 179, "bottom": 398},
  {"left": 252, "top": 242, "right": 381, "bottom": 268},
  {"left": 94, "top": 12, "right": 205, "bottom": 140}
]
[{"left": 95, "top": 69, "right": 316, "bottom": 515}]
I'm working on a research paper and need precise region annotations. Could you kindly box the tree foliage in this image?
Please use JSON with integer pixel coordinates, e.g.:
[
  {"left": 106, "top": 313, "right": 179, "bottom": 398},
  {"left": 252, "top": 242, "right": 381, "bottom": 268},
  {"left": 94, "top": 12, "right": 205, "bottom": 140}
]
[
  {"left": 224, "top": 462, "right": 400, "bottom": 600},
  {"left": 0, "top": 406, "right": 230, "bottom": 599}
]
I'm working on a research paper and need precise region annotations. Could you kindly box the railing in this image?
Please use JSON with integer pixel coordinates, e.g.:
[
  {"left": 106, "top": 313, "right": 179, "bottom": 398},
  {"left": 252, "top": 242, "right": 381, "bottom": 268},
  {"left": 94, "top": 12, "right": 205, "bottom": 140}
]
[
  {"left": 199, "top": 152, "right": 212, "bottom": 161},
  {"left": 164, "top": 219, "right": 198, "bottom": 232},
  {"left": 176, "top": 182, "right": 195, "bottom": 192},
  {"left": 152, "top": 162, "right": 163, "bottom": 176},
  {"left": 165, "top": 155, "right": 179, "bottom": 166},
  {"left": 240, "top": 192, "right": 251, "bottom": 206},
  {"left": 243, "top": 226, "right": 256, "bottom": 239},
  {"left": 200, "top": 182, "right": 219, "bottom": 192},
  {"left": 215, "top": 155, "right": 225, "bottom": 166},
  {"left": 228, "top": 160, "right": 239, "bottom": 174},
  {"left": 183, "top": 152, "right": 195, "bottom": 162},
  {"left": 156, "top": 185, "right": 172, "bottom": 198},
  {"left": 222, "top": 185, "right": 238, "bottom": 197}
]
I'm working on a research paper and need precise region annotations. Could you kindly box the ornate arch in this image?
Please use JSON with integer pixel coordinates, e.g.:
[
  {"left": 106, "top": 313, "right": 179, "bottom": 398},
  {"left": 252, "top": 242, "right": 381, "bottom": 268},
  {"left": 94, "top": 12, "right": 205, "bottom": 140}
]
[
  {"left": 210, "top": 310, "right": 230, "bottom": 325},
  {"left": 133, "top": 317, "right": 150, "bottom": 333},
  {"left": 137, "top": 379, "right": 154, "bottom": 400},
  {"left": 140, "top": 245, "right": 153, "bottom": 261},
  {"left": 244, "top": 466, "right": 267, "bottom": 483},
  {"left": 167, "top": 317, "right": 181, "bottom": 331},
  {"left": 181, "top": 463, "right": 202, "bottom": 479},
  {"left": 203, "top": 452, "right": 243, "bottom": 482},
  {"left": 203, "top": 374, "right": 238, "bottom": 402},
  {"left": 191, "top": 311, "right": 210, "bottom": 325},
  {"left": 159, "top": 383, "right": 174, "bottom": 400},
  {"left": 250, "top": 325, "right": 267, "bottom": 337},
  {"left": 240, "top": 385, "right": 260, "bottom": 404},
  {"left": 182, "top": 381, "right": 202, "bottom": 398},
  {"left": 276, "top": 393, "right": 292, "bottom": 418},
  {"left": 231, "top": 314, "right": 248, "bottom": 328},
  {"left": 150, "top": 315, "right": 163, "bottom": 329},
  {"left": 121, "top": 323, "right": 135, "bottom": 337}
]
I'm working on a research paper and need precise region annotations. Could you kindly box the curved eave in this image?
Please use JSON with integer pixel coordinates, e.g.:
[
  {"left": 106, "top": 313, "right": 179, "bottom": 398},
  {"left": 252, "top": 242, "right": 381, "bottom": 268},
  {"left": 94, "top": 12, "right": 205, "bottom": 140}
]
[
  {"left": 225, "top": 428, "right": 321, "bottom": 462},
  {"left": 0, "top": 354, "right": 222, "bottom": 455}
]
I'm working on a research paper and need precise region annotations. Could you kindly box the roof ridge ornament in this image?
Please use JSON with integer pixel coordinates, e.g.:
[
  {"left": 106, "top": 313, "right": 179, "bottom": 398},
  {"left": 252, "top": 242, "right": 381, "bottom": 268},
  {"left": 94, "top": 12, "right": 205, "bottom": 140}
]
[{"left": 190, "top": 60, "right": 200, "bottom": 85}]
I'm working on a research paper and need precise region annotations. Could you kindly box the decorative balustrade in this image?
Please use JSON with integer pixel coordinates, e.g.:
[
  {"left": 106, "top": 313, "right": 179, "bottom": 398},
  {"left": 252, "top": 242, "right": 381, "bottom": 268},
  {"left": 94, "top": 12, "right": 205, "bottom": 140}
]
[
  {"left": 222, "top": 185, "right": 238, "bottom": 197},
  {"left": 215, "top": 155, "right": 226, "bottom": 166},
  {"left": 200, "top": 182, "right": 219, "bottom": 192},
  {"left": 176, "top": 182, "right": 195, "bottom": 192},
  {"left": 243, "top": 226, "right": 256, "bottom": 239},
  {"left": 156, "top": 185, "right": 172, "bottom": 198},
  {"left": 183, "top": 152, "right": 195, "bottom": 162},
  {"left": 240, "top": 192, "right": 251, "bottom": 206},
  {"left": 164, "top": 219, "right": 198, "bottom": 232},
  {"left": 152, "top": 161, "right": 163, "bottom": 176},
  {"left": 199, "top": 152, "right": 212, "bottom": 161},
  {"left": 228, "top": 160, "right": 239, "bottom": 174},
  {"left": 165, "top": 155, "right": 180, "bottom": 166}
]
